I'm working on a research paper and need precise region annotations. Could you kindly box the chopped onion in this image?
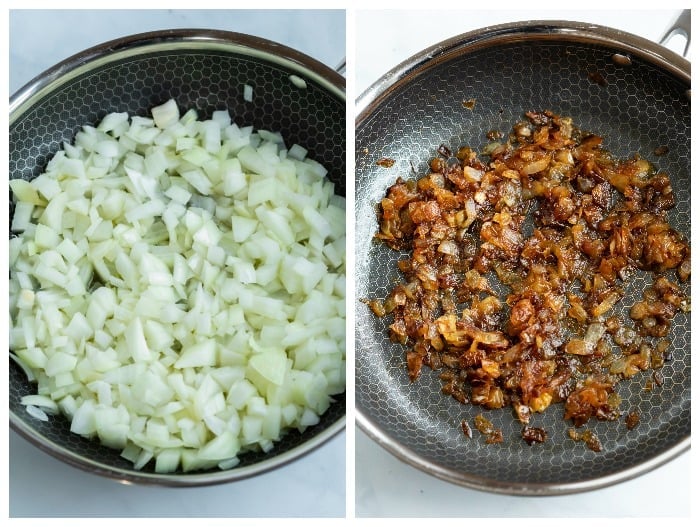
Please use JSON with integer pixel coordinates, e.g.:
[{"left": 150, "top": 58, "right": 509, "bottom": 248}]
[
  {"left": 583, "top": 322, "right": 606, "bottom": 346},
  {"left": 521, "top": 156, "right": 551, "bottom": 175},
  {"left": 289, "top": 75, "right": 307, "bottom": 89},
  {"left": 25, "top": 405, "right": 50, "bottom": 422},
  {"left": 463, "top": 166, "right": 483, "bottom": 182},
  {"left": 9, "top": 99, "right": 345, "bottom": 473},
  {"left": 243, "top": 84, "right": 253, "bottom": 102}
]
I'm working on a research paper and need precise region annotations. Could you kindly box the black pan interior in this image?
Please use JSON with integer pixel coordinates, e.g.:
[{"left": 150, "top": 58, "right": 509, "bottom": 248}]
[
  {"left": 10, "top": 48, "right": 345, "bottom": 477},
  {"left": 355, "top": 39, "right": 689, "bottom": 488}
]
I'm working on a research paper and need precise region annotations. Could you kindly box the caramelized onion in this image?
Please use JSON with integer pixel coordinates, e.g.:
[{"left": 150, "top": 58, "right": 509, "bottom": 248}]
[{"left": 369, "top": 110, "right": 690, "bottom": 448}]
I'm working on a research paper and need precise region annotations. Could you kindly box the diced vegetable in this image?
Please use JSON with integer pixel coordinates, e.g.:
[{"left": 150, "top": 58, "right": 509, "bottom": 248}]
[{"left": 9, "top": 99, "right": 345, "bottom": 473}]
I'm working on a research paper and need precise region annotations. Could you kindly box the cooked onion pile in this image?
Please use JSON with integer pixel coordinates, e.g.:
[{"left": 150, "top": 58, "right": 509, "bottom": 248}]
[
  {"left": 10, "top": 100, "right": 345, "bottom": 472},
  {"left": 368, "top": 110, "right": 689, "bottom": 447}
]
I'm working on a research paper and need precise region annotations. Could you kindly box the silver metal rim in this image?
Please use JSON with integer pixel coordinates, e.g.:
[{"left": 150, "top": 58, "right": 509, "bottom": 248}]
[
  {"left": 11, "top": 28, "right": 346, "bottom": 121},
  {"left": 9, "top": 28, "right": 346, "bottom": 487},
  {"left": 357, "top": 412, "right": 688, "bottom": 496},
  {"left": 12, "top": 414, "right": 346, "bottom": 487},
  {"left": 357, "top": 20, "right": 690, "bottom": 118},
  {"left": 355, "top": 20, "right": 690, "bottom": 495}
]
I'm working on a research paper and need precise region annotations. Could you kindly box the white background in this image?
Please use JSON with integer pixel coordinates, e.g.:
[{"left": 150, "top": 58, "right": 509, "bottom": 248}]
[
  {"left": 8, "top": 8, "right": 346, "bottom": 518},
  {"left": 5, "top": 4, "right": 695, "bottom": 522},
  {"left": 355, "top": 8, "right": 691, "bottom": 518}
]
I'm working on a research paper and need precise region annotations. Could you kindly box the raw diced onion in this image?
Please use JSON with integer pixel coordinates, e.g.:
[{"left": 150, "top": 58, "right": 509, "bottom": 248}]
[
  {"left": 25, "top": 405, "right": 49, "bottom": 422},
  {"left": 243, "top": 84, "right": 253, "bottom": 102},
  {"left": 9, "top": 99, "right": 345, "bottom": 473},
  {"left": 289, "top": 75, "right": 308, "bottom": 89}
]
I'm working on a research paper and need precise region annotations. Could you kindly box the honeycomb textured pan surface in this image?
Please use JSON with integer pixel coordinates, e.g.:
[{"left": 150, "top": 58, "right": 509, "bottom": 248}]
[
  {"left": 10, "top": 49, "right": 346, "bottom": 475},
  {"left": 355, "top": 40, "right": 689, "bottom": 487}
]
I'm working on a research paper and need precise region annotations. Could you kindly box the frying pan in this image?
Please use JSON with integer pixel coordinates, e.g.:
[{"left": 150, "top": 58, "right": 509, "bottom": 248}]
[
  {"left": 9, "top": 29, "right": 345, "bottom": 486},
  {"left": 355, "top": 17, "right": 690, "bottom": 495}
]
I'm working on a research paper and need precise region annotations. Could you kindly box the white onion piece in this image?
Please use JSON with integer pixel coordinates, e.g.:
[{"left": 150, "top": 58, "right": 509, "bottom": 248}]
[
  {"left": 151, "top": 99, "right": 180, "bottom": 129},
  {"left": 25, "top": 405, "right": 49, "bottom": 422},
  {"left": 243, "top": 84, "right": 253, "bottom": 102},
  {"left": 289, "top": 75, "right": 308, "bottom": 89},
  {"left": 9, "top": 99, "right": 345, "bottom": 473}
]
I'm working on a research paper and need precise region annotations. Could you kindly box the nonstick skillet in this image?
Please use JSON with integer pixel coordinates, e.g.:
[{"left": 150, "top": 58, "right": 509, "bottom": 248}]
[
  {"left": 355, "top": 18, "right": 690, "bottom": 495},
  {"left": 9, "top": 29, "right": 346, "bottom": 486}
]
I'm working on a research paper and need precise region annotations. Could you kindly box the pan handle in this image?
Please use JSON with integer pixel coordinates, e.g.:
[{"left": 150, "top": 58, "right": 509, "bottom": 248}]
[
  {"left": 335, "top": 58, "right": 346, "bottom": 76},
  {"left": 659, "top": 9, "right": 690, "bottom": 58}
]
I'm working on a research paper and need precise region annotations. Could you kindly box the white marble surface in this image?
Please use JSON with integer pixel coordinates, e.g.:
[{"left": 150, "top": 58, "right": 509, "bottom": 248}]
[
  {"left": 8, "top": 9, "right": 346, "bottom": 518},
  {"left": 355, "top": 9, "right": 691, "bottom": 518},
  {"left": 10, "top": 9, "right": 346, "bottom": 94}
]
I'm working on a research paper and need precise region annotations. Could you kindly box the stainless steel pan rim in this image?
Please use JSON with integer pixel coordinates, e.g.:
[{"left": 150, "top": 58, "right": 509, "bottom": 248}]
[
  {"left": 357, "top": 412, "right": 689, "bottom": 497},
  {"left": 12, "top": 412, "right": 346, "bottom": 487},
  {"left": 357, "top": 20, "right": 690, "bottom": 118},
  {"left": 356, "top": 20, "right": 689, "bottom": 496},
  {"left": 11, "top": 28, "right": 345, "bottom": 121},
  {"left": 10, "top": 28, "right": 345, "bottom": 487}
]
